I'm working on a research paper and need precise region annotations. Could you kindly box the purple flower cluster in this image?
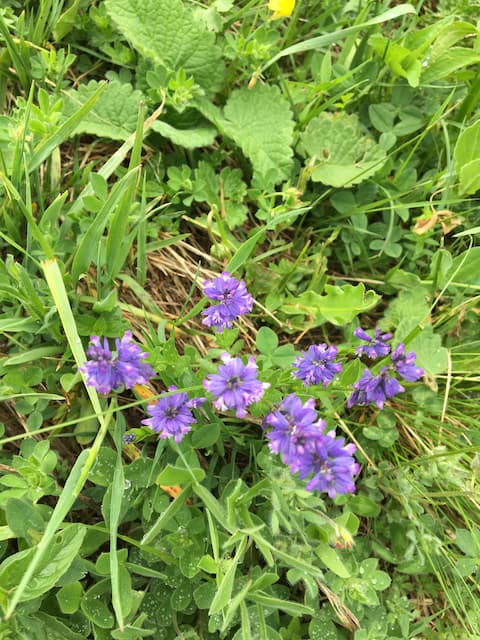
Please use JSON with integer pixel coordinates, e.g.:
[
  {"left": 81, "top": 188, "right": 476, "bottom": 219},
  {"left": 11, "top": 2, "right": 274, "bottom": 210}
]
[
  {"left": 80, "top": 278, "right": 412, "bottom": 500},
  {"left": 203, "top": 353, "right": 269, "bottom": 418},
  {"left": 354, "top": 328, "right": 392, "bottom": 359},
  {"left": 142, "top": 386, "right": 206, "bottom": 443},
  {"left": 292, "top": 343, "right": 342, "bottom": 387},
  {"left": 348, "top": 328, "right": 424, "bottom": 409},
  {"left": 202, "top": 272, "right": 253, "bottom": 332},
  {"left": 264, "top": 394, "right": 359, "bottom": 499},
  {"left": 80, "top": 332, "right": 155, "bottom": 395}
]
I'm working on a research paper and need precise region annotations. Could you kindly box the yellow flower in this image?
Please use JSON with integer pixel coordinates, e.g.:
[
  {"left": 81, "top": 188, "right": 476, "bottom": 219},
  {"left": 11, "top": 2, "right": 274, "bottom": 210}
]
[{"left": 268, "top": 0, "right": 295, "bottom": 19}]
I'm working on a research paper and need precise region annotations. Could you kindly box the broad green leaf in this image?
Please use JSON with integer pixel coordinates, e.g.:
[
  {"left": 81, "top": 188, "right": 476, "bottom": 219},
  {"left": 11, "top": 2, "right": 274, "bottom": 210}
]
[
  {"left": 16, "top": 612, "right": 86, "bottom": 640},
  {"left": 369, "top": 33, "right": 422, "bottom": 87},
  {"left": 156, "top": 464, "right": 205, "bottom": 485},
  {"left": 151, "top": 120, "right": 217, "bottom": 148},
  {"left": 446, "top": 247, "right": 480, "bottom": 287},
  {"left": 455, "top": 120, "right": 480, "bottom": 195},
  {"left": 5, "top": 498, "right": 44, "bottom": 543},
  {"left": 191, "top": 423, "right": 221, "bottom": 448},
  {"left": 0, "top": 524, "right": 86, "bottom": 602},
  {"left": 256, "top": 326, "right": 279, "bottom": 354},
  {"left": 105, "top": 0, "right": 224, "bottom": 94},
  {"left": 56, "top": 581, "right": 83, "bottom": 614},
  {"left": 456, "top": 528, "right": 480, "bottom": 557},
  {"left": 282, "top": 283, "right": 380, "bottom": 327},
  {"left": 89, "top": 447, "right": 117, "bottom": 486},
  {"left": 407, "top": 326, "right": 448, "bottom": 374},
  {"left": 222, "top": 84, "right": 294, "bottom": 187},
  {"left": 315, "top": 545, "right": 351, "bottom": 578},
  {"left": 81, "top": 578, "right": 115, "bottom": 628},
  {"left": 423, "top": 48, "right": 480, "bottom": 84},
  {"left": 62, "top": 80, "right": 144, "bottom": 141},
  {"left": 458, "top": 159, "right": 480, "bottom": 197},
  {"left": 300, "top": 113, "right": 386, "bottom": 187}
]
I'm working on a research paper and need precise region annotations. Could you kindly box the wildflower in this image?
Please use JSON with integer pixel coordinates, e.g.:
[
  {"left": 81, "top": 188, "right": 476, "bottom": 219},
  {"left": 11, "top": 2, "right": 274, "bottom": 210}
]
[
  {"left": 296, "top": 431, "right": 359, "bottom": 498},
  {"left": 391, "top": 343, "right": 424, "bottom": 382},
  {"left": 142, "top": 386, "right": 206, "bottom": 443},
  {"left": 122, "top": 433, "right": 136, "bottom": 444},
  {"left": 268, "top": 0, "right": 295, "bottom": 19},
  {"left": 292, "top": 343, "right": 342, "bottom": 387},
  {"left": 203, "top": 353, "right": 269, "bottom": 418},
  {"left": 354, "top": 327, "right": 392, "bottom": 359},
  {"left": 202, "top": 272, "right": 253, "bottom": 332},
  {"left": 81, "top": 332, "right": 155, "bottom": 395},
  {"left": 264, "top": 393, "right": 325, "bottom": 466},
  {"left": 347, "top": 367, "right": 404, "bottom": 410}
]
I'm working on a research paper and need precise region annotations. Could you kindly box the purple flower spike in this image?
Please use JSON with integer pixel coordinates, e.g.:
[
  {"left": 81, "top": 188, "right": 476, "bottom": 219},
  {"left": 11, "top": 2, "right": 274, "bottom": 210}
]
[
  {"left": 142, "top": 386, "right": 206, "bottom": 443},
  {"left": 202, "top": 272, "right": 253, "bottom": 332},
  {"left": 391, "top": 344, "right": 424, "bottom": 382},
  {"left": 203, "top": 353, "right": 269, "bottom": 418},
  {"left": 347, "top": 367, "right": 404, "bottom": 410},
  {"left": 114, "top": 332, "right": 157, "bottom": 389},
  {"left": 292, "top": 344, "right": 342, "bottom": 387},
  {"left": 264, "top": 393, "right": 325, "bottom": 468},
  {"left": 354, "top": 328, "right": 392, "bottom": 359},
  {"left": 297, "top": 431, "right": 360, "bottom": 499},
  {"left": 81, "top": 332, "right": 155, "bottom": 395}
]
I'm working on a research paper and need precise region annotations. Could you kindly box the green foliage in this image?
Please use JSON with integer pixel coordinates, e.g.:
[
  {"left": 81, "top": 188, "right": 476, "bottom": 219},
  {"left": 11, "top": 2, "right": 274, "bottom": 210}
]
[
  {"left": 222, "top": 84, "right": 295, "bottom": 187},
  {"left": 62, "top": 79, "right": 144, "bottom": 140},
  {"left": 454, "top": 119, "right": 480, "bottom": 195},
  {"left": 0, "top": 0, "right": 479, "bottom": 638},
  {"left": 300, "top": 112, "right": 386, "bottom": 187},
  {"left": 104, "top": 0, "right": 224, "bottom": 95},
  {"left": 282, "top": 283, "right": 381, "bottom": 328}
]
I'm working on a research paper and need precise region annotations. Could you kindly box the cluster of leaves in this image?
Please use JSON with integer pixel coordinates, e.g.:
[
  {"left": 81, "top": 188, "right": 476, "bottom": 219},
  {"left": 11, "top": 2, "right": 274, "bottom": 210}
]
[{"left": 0, "top": 0, "right": 479, "bottom": 638}]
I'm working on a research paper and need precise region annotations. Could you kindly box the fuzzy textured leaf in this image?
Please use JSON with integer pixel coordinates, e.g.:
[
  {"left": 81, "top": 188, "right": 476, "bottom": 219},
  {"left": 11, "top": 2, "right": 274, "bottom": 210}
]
[
  {"left": 105, "top": 0, "right": 224, "bottom": 94},
  {"left": 222, "top": 84, "right": 295, "bottom": 187},
  {"left": 63, "top": 80, "right": 143, "bottom": 140},
  {"left": 151, "top": 120, "right": 217, "bottom": 148},
  {"left": 300, "top": 113, "right": 386, "bottom": 187}
]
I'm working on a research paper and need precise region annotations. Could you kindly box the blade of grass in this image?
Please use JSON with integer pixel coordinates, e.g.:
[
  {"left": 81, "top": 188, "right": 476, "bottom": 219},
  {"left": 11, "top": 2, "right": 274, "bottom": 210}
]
[
  {"left": 110, "top": 413, "right": 126, "bottom": 631},
  {"left": 105, "top": 102, "right": 145, "bottom": 280},
  {"left": 71, "top": 166, "right": 140, "bottom": 282},
  {"left": 67, "top": 98, "right": 165, "bottom": 218},
  {"left": 260, "top": 5, "right": 416, "bottom": 72},
  {"left": 4, "top": 259, "right": 113, "bottom": 618}
]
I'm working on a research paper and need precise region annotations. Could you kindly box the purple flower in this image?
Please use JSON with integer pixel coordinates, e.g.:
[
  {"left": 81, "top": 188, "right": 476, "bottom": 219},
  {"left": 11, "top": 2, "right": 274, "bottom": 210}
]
[
  {"left": 264, "top": 394, "right": 325, "bottom": 468},
  {"left": 296, "top": 431, "right": 359, "bottom": 498},
  {"left": 203, "top": 353, "right": 269, "bottom": 418},
  {"left": 142, "top": 386, "right": 206, "bottom": 443},
  {"left": 391, "top": 344, "right": 424, "bottom": 382},
  {"left": 81, "top": 331, "right": 155, "bottom": 395},
  {"left": 354, "top": 328, "right": 392, "bottom": 359},
  {"left": 292, "top": 344, "right": 342, "bottom": 387},
  {"left": 201, "top": 272, "right": 253, "bottom": 332},
  {"left": 347, "top": 367, "right": 404, "bottom": 410}
]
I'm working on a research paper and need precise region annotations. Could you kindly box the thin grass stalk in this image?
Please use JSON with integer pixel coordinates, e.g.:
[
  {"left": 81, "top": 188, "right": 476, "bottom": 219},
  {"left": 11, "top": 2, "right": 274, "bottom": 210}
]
[{"left": 3, "top": 259, "right": 112, "bottom": 618}]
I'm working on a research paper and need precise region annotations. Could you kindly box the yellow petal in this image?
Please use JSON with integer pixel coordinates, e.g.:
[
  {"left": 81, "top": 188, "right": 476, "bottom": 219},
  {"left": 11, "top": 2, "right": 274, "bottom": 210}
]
[{"left": 268, "top": 0, "right": 295, "bottom": 19}]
